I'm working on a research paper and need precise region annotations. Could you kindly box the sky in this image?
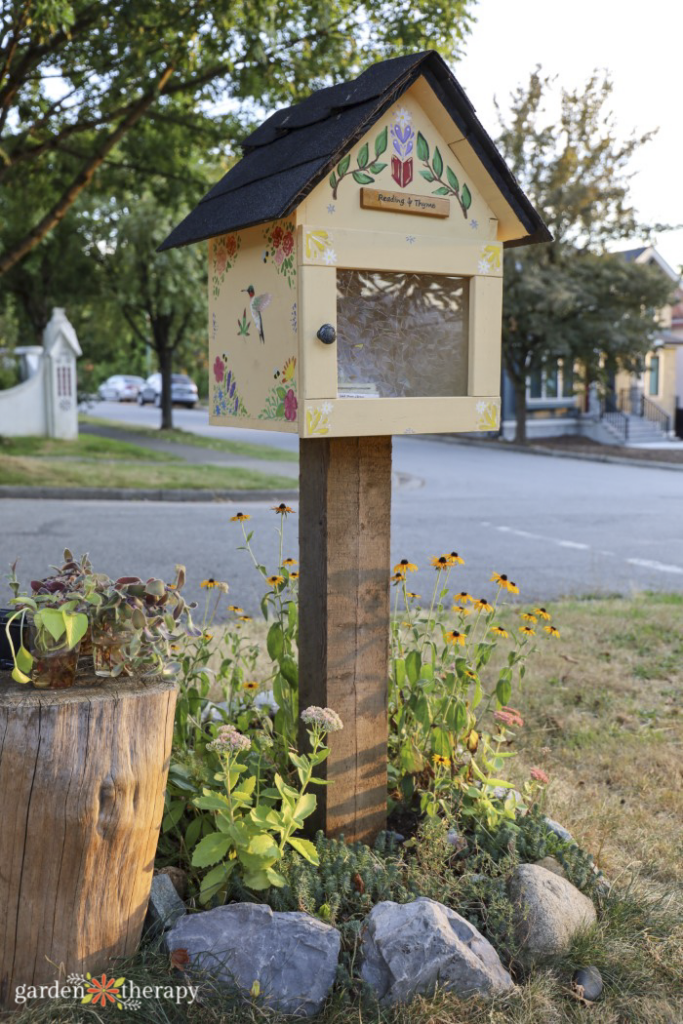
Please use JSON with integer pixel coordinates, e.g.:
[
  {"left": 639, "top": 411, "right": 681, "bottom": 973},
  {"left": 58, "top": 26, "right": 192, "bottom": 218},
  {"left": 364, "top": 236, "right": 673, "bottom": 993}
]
[{"left": 455, "top": 0, "right": 682, "bottom": 273}]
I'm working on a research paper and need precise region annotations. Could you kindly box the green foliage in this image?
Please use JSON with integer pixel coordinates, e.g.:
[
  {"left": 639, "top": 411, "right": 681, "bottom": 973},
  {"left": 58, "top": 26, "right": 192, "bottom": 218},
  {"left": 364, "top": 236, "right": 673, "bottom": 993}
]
[{"left": 497, "top": 70, "right": 676, "bottom": 441}]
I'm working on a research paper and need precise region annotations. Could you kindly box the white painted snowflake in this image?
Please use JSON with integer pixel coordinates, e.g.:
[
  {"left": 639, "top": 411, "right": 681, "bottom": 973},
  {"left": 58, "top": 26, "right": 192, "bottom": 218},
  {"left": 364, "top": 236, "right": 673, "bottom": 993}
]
[
  {"left": 476, "top": 400, "right": 488, "bottom": 414},
  {"left": 403, "top": 427, "right": 416, "bottom": 434},
  {"left": 321, "top": 248, "right": 337, "bottom": 265},
  {"left": 327, "top": 203, "right": 336, "bottom": 215},
  {"left": 393, "top": 106, "right": 412, "bottom": 130},
  {"left": 469, "top": 219, "right": 479, "bottom": 230},
  {"left": 406, "top": 235, "right": 416, "bottom": 244},
  {"left": 321, "top": 401, "right": 333, "bottom": 415}
]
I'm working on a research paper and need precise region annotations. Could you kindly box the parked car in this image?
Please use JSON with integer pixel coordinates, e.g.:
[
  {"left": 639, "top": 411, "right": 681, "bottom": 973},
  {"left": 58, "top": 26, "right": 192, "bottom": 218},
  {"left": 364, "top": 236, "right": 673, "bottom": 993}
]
[
  {"left": 137, "top": 373, "right": 199, "bottom": 409},
  {"left": 97, "top": 375, "right": 145, "bottom": 402}
]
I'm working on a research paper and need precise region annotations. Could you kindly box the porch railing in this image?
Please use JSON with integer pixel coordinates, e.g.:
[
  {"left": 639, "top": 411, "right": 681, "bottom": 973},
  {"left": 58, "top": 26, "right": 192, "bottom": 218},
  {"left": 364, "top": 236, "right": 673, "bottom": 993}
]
[
  {"left": 600, "top": 392, "right": 629, "bottom": 442},
  {"left": 618, "top": 389, "right": 670, "bottom": 434}
]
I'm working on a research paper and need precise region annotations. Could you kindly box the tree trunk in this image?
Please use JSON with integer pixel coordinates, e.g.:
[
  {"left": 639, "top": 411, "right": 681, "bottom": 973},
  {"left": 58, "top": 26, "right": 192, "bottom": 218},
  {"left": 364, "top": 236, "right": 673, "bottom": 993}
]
[
  {"left": 298, "top": 436, "right": 391, "bottom": 845},
  {"left": 0, "top": 674, "right": 176, "bottom": 1009},
  {"left": 157, "top": 341, "right": 174, "bottom": 430},
  {"left": 513, "top": 378, "right": 528, "bottom": 444}
]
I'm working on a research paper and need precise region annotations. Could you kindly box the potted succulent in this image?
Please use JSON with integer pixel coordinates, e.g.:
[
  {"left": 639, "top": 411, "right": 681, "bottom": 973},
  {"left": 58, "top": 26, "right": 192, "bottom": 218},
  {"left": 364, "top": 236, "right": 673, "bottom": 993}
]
[{"left": 4, "top": 552, "right": 196, "bottom": 689}]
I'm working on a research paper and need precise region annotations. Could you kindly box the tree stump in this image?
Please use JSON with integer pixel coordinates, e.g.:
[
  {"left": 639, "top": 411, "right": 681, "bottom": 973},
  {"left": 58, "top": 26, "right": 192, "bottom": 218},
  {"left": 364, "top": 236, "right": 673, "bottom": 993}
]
[
  {"left": 0, "top": 674, "right": 176, "bottom": 1009},
  {"left": 298, "top": 435, "right": 392, "bottom": 845}
]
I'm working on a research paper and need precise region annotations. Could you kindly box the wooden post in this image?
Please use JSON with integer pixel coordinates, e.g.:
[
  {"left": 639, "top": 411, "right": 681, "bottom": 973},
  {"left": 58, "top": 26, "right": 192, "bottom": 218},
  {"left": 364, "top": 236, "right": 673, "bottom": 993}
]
[
  {"left": 298, "top": 435, "right": 392, "bottom": 845},
  {"left": 0, "top": 675, "right": 176, "bottom": 1009}
]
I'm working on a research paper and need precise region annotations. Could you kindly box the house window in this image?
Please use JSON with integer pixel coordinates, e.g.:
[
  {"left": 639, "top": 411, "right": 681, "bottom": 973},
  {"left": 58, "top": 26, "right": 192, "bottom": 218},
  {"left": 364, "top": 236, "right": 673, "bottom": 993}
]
[
  {"left": 527, "top": 360, "right": 574, "bottom": 401},
  {"left": 649, "top": 356, "right": 660, "bottom": 396}
]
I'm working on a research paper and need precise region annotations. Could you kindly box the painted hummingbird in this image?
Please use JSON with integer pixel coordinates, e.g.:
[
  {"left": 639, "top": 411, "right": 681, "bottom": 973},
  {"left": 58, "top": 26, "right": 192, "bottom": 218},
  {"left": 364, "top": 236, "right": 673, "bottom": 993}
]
[{"left": 242, "top": 285, "right": 272, "bottom": 344}]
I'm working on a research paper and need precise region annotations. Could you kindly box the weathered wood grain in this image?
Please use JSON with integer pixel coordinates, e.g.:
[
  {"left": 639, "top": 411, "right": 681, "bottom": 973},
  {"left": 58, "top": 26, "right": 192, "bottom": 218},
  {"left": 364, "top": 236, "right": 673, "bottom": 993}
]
[
  {"left": 0, "top": 675, "right": 176, "bottom": 1008},
  {"left": 298, "top": 435, "right": 391, "bottom": 844}
]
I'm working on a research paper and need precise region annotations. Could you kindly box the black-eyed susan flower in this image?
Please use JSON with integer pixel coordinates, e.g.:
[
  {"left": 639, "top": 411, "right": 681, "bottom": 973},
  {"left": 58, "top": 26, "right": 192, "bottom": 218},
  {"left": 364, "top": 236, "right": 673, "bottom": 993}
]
[
  {"left": 445, "top": 630, "right": 466, "bottom": 646},
  {"left": 447, "top": 552, "right": 464, "bottom": 565},
  {"left": 242, "top": 681, "right": 259, "bottom": 692},
  {"left": 228, "top": 605, "right": 244, "bottom": 613},
  {"left": 491, "top": 625, "right": 509, "bottom": 638},
  {"left": 203, "top": 632, "right": 213, "bottom": 642},
  {"left": 282, "top": 558, "right": 297, "bottom": 567},
  {"left": 490, "top": 572, "right": 519, "bottom": 594},
  {"left": 231, "top": 512, "right": 251, "bottom": 522},
  {"left": 267, "top": 575, "right": 285, "bottom": 587},
  {"left": 289, "top": 571, "right": 300, "bottom": 580},
  {"left": 521, "top": 612, "right": 537, "bottom": 623},
  {"left": 519, "top": 625, "right": 535, "bottom": 637},
  {"left": 391, "top": 572, "right": 406, "bottom": 584},
  {"left": 271, "top": 503, "right": 294, "bottom": 515},
  {"left": 201, "top": 579, "right": 217, "bottom": 589},
  {"left": 453, "top": 603, "right": 472, "bottom": 616},
  {"left": 237, "top": 614, "right": 252, "bottom": 622},
  {"left": 465, "top": 669, "right": 478, "bottom": 681},
  {"left": 431, "top": 554, "right": 450, "bottom": 570},
  {"left": 453, "top": 592, "right": 473, "bottom": 604},
  {"left": 535, "top": 607, "right": 551, "bottom": 620},
  {"left": 473, "top": 597, "right": 493, "bottom": 613},
  {"left": 432, "top": 754, "right": 451, "bottom": 768},
  {"left": 394, "top": 559, "right": 418, "bottom": 573},
  {"left": 406, "top": 591, "right": 421, "bottom": 600},
  {"left": 544, "top": 624, "right": 561, "bottom": 638}
]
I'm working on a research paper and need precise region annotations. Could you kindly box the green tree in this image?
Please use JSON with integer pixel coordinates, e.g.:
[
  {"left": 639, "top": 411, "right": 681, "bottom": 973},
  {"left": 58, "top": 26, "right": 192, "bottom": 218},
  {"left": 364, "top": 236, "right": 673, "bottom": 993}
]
[
  {"left": 0, "top": 0, "right": 476, "bottom": 277},
  {"left": 85, "top": 194, "right": 207, "bottom": 428},
  {"left": 497, "top": 70, "right": 674, "bottom": 442}
]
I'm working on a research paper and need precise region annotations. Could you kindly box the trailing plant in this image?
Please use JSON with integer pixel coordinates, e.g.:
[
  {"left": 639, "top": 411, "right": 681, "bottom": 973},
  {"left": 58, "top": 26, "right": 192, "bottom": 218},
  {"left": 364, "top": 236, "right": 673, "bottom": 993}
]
[
  {"left": 330, "top": 127, "right": 388, "bottom": 199},
  {"left": 416, "top": 131, "right": 473, "bottom": 216}
]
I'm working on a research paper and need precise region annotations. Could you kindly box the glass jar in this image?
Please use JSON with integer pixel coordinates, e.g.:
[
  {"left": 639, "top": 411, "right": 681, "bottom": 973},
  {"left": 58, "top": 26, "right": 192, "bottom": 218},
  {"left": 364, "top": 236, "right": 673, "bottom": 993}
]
[{"left": 30, "top": 631, "right": 81, "bottom": 689}]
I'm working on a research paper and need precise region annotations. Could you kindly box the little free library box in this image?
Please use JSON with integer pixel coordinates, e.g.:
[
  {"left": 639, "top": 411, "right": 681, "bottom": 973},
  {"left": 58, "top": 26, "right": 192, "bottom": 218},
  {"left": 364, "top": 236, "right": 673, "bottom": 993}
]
[{"left": 162, "top": 51, "right": 548, "bottom": 844}]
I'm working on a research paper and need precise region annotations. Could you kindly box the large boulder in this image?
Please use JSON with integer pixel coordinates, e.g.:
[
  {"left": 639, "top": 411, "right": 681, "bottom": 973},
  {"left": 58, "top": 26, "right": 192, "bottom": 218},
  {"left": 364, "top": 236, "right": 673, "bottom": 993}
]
[
  {"left": 510, "top": 864, "right": 597, "bottom": 957},
  {"left": 166, "top": 903, "right": 340, "bottom": 1017},
  {"left": 360, "top": 897, "right": 514, "bottom": 1005}
]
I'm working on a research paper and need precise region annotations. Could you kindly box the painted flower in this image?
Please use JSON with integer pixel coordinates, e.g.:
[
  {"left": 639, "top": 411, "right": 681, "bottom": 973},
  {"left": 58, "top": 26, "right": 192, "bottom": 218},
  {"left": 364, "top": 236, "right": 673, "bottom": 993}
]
[
  {"left": 214, "top": 249, "right": 227, "bottom": 277},
  {"left": 284, "top": 388, "right": 298, "bottom": 421},
  {"left": 282, "top": 231, "right": 294, "bottom": 256},
  {"left": 274, "top": 247, "right": 285, "bottom": 266},
  {"left": 321, "top": 248, "right": 337, "bottom": 265},
  {"left": 226, "top": 234, "right": 238, "bottom": 257},
  {"left": 393, "top": 106, "right": 413, "bottom": 130},
  {"left": 321, "top": 402, "right": 333, "bottom": 415},
  {"left": 282, "top": 357, "right": 296, "bottom": 382},
  {"left": 271, "top": 226, "right": 283, "bottom": 248},
  {"left": 213, "top": 356, "right": 225, "bottom": 383}
]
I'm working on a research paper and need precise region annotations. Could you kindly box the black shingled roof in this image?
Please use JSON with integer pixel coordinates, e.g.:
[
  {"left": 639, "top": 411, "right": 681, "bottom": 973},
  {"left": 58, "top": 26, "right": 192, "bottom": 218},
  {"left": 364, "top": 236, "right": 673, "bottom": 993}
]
[{"left": 159, "top": 51, "right": 551, "bottom": 252}]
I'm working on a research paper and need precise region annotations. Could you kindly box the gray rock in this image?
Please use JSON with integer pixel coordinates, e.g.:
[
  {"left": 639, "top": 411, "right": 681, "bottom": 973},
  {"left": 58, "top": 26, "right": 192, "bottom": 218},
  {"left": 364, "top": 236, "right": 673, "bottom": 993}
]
[
  {"left": 534, "top": 856, "right": 567, "bottom": 879},
  {"left": 544, "top": 817, "right": 574, "bottom": 843},
  {"left": 166, "top": 903, "right": 340, "bottom": 1017},
  {"left": 145, "top": 874, "right": 186, "bottom": 938},
  {"left": 446, "top": 828, "right": 467, "bottom": 853},
  {"left": 573, "top": 965, "right": 603, "bottom": 1001},
  {"left": 510, "top": 864, "right": 597, "bottom": 958},
  {"left": 360, "top": 897, "right": 514, "bottom": 1004}
]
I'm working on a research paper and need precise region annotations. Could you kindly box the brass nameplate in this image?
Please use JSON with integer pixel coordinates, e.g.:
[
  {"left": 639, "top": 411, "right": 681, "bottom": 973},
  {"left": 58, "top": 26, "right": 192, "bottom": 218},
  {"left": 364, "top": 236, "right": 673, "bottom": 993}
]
[{"left": 360, "top": 187, "right": 450, "bottom": 218}]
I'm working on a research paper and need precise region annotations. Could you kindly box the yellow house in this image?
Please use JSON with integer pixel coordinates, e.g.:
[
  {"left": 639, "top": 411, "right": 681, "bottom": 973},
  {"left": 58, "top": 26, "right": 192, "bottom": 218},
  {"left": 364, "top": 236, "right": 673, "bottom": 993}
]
[{"left": 160, "top": 51, "right": 549, "bottom": 440}]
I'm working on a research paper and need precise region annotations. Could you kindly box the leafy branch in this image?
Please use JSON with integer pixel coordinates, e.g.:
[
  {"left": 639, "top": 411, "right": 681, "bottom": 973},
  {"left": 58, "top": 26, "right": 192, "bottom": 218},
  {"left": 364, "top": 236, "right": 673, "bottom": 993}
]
[
  {"left": 416, "top": 132, "right": 472, "bottom": 218},
  {"left": 329, "top": 125, "right": 388, "bottom": 199}
]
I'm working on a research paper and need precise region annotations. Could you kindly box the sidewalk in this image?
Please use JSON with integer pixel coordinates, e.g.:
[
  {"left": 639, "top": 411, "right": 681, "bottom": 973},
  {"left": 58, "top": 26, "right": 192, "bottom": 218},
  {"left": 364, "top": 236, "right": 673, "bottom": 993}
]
[{"left": 430, "top": 434, "right": 683, "bottom": 472}]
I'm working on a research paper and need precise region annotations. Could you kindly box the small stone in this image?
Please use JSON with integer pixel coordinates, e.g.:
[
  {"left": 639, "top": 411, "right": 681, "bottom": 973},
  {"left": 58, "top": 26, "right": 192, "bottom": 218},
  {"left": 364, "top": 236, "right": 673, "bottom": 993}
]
[
  {"left": 145, "top": 874, "right": 186, "bottom": 939},
  {"left": 544, "top": 817, "right": 574, "bottom": 843},
  {"left": 573, "top": 965, "right": 603, "bottom": 1001},
  {"left": 534, "top": 856, "right": 567, "bottom": 879},
  {"left": 446, "top": 828, "right": 467, "bottom": 853},
  {"left": 510, "top": 864, "right": 597, "bottom": 958},
  {"left": 360, "top": 897, "right": 514, "bottom": 1004},
  {"left": 167, "top": 903, "right": 340, "bottom": 1017}
]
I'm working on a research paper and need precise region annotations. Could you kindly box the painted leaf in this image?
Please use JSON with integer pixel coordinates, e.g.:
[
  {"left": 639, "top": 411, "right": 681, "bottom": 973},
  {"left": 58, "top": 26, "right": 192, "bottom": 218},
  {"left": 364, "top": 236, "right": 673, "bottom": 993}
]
[
  {"left": 352, "top": 170, "right": 374, "bottom": 185},
  {"left": 433, "top": 186, "right": 450, "bottom": 195},
  {"left": 416, "top": 131, "right": 429, "bottom": 161},
  {"left": 337, "top": 153, "right": 351, "bottom": 177},
  {"left": 432, "top": 147, "right": 443, "bottom": 178},
  {"left": 368, "top": 162, "right": 387, "bottom": 174},
  {"left": 329, "top": 171, "right": 337, "bottom": 189},
  {"left": 446, "top": 166, "right": 459, "bottom": 192},
  {"left": 375, "top": 126, "right": 388, "bottom": 157},
  {"left": 419, "top": 169, "right": 435, "bottom": 183},
  {"left": 357, "top": 142, "right": 369, "bottom": 169},
  {"left": 461, "top": 183, "right": 473, "bottom": 211}
]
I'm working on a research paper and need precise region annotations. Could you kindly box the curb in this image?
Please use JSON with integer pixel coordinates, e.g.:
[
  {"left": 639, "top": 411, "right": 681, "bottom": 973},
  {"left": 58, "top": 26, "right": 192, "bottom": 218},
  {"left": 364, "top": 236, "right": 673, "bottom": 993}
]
[
  {"left": 0, "top": 486, "right": 300, "bottom": 503},
  {"left": 424, "top": 435, "right": 683, "bottom": 472}
]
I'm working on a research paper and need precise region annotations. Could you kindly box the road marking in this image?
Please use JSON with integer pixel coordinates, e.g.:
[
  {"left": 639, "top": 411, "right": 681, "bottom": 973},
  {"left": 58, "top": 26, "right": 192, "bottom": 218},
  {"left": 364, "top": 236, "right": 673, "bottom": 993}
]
[
  {"left": 557, "top": 540, "right": 590, "bottom": 550},
  {"left": 627, "top": 558, "right": 683, "bottom": 575}
]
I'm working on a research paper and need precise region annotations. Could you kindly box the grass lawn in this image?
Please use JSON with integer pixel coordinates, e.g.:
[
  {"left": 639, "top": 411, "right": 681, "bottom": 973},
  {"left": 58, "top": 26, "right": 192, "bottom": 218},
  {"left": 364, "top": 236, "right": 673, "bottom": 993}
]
[
  {"left": 80, "top": 414, "right": 300, "bottom": 462},
  {"left": 0, "top": 432, "right": 179, "bottom": 461},
  {"left": 9, "top": 594, "right": 683, "bottom": 1023}
]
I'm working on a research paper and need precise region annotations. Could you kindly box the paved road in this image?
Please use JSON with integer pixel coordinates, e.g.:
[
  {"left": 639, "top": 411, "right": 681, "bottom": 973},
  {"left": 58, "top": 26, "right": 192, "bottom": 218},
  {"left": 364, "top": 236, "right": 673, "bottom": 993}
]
[{"left": 3, "top": 402, "right": 682, "bottom": 616}]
